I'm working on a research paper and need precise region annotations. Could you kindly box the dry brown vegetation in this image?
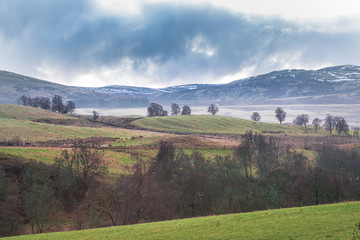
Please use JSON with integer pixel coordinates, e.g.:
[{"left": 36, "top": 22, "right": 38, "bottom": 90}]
[{"left": 2, "top": 104, "right": 360, "bottom": 237}]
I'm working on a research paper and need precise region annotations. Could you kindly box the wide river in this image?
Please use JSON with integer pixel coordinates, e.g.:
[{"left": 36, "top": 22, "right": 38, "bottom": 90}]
[{"left": 76, "top": 104, "right": 360, "bottom": 128}]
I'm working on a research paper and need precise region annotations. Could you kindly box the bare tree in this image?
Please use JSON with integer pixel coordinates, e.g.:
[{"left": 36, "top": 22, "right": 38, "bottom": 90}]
[
  {"left": 92, "top": 110, "right": 99, "bottom": 122},
  {"left": 89, "top": 184, "right": 121, "bottom": 226},
  {"left": 251, "top": 112, "right": 261, "bottom": 121},
  {"left": 324, "top": 114, "right": 335, "bottom": 134},
  {"left": 312, "top": 118, "right": 321, "bottom": 133},
  {"left": 181, "top": 105, "right": 191, "bottom": 115},
  {"left": 171, "top": 103, "right": 181, "bottom": 116},
  {"left": 21, "top": 162, "right": 59, "bottom": 234},
  {"left": 54, "top": 146, "right": 107, "bottom": 183},
  {"left": 51, "top": 95, "right": 64, "bottom": 113},
  {"left": 293, "top": 114, "right": 309, "bottom": 127},
  {"left": 334, "top": 116, "right": 349, "bottom": 135},
  {"left": 234, "top": 131, "right": 257, "bottom": 179},
  {"left": 17, "top": 95, "right": 29, "bottom": 106},
  {"left": 39, "top": 97, "right": 51, "bottom": 110},
  {"left": 275, "top": 107, "right": 286, "bottom": 124},
  {"left": 64, "top": 101, "right": 76, "bottom": 114},
  {"left": 147, "top": 102, "right": 167, "bottom": 117},
  {"left": 207, "top": 104, "right": 219, "bottom": 115}
]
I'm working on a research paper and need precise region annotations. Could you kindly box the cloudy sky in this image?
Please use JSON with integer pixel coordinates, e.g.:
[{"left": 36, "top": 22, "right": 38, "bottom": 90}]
[{"left": 1, "top": 0, "right": 360, "bottom": 88}]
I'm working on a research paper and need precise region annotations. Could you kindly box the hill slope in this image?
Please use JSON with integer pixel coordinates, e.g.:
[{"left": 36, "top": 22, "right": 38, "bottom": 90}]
[
  {"left": 0, "top": 104, "right": 155, "bottom": 142},
  {"left": 87, "top": 65, "right": 360, "bottom": 105},
  {"left": 7, "top": 202, "right": 360, "bottom": 240},
  {"left": 132, "top": 115, "right": 309, "bottom": 135},
  {"left": 0, "top": 104, "right": 78, "bottom": 121},
  {"left": 2, "top": 65, "right": 360, "bottom": 107},
  {"left": 0, "top": 71, "right": 148, "bottom": 108}
]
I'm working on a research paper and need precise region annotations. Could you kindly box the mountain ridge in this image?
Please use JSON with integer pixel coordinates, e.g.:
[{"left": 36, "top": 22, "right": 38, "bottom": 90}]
[
  {"left": 2, "top": 65, "right": 360, "bottom": 107},
  {"left": 0, "top": 71, "right": 149, "bottom": 108}
]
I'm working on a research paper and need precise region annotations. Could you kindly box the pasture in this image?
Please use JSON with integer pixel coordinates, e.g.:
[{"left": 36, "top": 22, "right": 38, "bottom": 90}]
[{"left": 6, "top": 202, "right": 360, "bottom": 240}]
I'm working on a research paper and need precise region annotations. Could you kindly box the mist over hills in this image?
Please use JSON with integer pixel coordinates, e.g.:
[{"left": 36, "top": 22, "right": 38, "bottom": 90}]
[
  {"left": 0, "top": 71, "right": 148, "bottom": 108},
  {"left": 1, "top": 65, "right": 360, "bottom": 108},
  {"left": 84, "top": 65, "right": 360, "bottom": 105}
]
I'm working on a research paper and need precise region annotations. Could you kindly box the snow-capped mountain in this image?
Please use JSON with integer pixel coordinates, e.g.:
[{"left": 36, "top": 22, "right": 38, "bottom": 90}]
[
  {"left": 82, "top": 65, "right": 360, "bottom": 104},
  {"left": 2, "top": 65, "right": 360, "bottom": 107}
]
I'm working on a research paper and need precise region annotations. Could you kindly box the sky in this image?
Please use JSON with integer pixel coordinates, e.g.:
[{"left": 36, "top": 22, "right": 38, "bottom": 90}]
[{"left": 0, "top": 0, "right": 360, "bottom": 88}]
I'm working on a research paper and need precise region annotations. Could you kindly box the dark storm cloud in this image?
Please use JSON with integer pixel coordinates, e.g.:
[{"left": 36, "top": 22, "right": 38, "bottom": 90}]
[{"left": 0, "top": 0, "right": 359, "bottom": 86}]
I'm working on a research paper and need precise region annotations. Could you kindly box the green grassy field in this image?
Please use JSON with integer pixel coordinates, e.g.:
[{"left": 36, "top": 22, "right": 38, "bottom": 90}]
[
  {"left": 0, "top": 147, "right": 62, "bottom": 164},
  {"left": 0, "top": 104, "right": 78, "bottom": 120},
  {"left": 6, "top": 201, "right": 360, "bottom": 240},
  {"left": 0, "top": 104, "right": 167, "bottom": 142},
  {"left": 0, "top": 147, "right": 139, "bottom": 175},
  {"left": 132, "top": 115, "right": 313, "bottom": 135}
]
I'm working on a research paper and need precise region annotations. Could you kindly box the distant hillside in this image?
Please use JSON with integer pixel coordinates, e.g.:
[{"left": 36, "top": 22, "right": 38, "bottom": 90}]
[
  {"left": 85, "top": 65, "right": 360, "bottom": 105},
  {"left": 131, "top": 115, "right": 310, "bottom": 135},
  {"left": 2, "top": 65, "right": 360, "bottom": 107},
  {"left": 9, "top": 202, "right": 360, "bottom": 240},
  {"left": 0, "top": 71, "right": 149, "bottom": 108}
]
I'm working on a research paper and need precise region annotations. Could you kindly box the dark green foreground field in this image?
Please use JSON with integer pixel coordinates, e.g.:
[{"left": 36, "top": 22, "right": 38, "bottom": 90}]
[{"left": 6, "top": 202, "right": 360, "bottom": 240}]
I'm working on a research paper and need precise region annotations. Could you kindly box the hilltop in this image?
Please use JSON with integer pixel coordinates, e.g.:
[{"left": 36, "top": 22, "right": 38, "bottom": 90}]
[
  {"left": 0, "top": 71, "right": 148, "bottom": 108},
  {"left": 86, "top": 65, "right": 360, "bottom": 105},
  {"left": 131, "top": 115, "right": 310, "bottom": 135}
]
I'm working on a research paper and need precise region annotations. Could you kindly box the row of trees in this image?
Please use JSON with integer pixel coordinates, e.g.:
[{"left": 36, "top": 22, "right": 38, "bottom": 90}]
[
  {"left": 147, "top": 103, "right": 192, "bottom": 117},
  {"left": 252, "top": 108, "right": 350, "bottom": 135},
  {"left": 17, "top": 95, "right": 75, "bottom": 114},
  {"left": 292, "top": 114, "right": 349, "bottom": 135},
  {"left": 148, "top": 103, "right": 220, "bottom": 117}
]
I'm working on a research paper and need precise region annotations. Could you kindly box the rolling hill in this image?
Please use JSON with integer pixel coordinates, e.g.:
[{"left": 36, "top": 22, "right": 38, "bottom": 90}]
[
  {"left": 0, "top": 104, "right": 158, "bottom": 142},
  {"left": 0, "top": 71, "right": 148, "bottom": 108},
  {"left": 2, "top": 65, "right": 360, "bottom": 108},
  {"left": 6, "top": 201, "right": 360, "bottom": 240},
  {"left": 86, "top": 65, "right": 360, "bottom": 105},
  {"left": 131, "top": 115, "right": 310, "bottom": 135}
]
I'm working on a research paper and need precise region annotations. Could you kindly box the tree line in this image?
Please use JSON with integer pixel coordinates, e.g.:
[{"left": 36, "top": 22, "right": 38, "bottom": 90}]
[
  {"left": 148, "top": 103, "right": 351, "bottom": 135},
  {"left": 147, "top": 102, "right": 220, "bottom": 117},
  {"left": 251, "top": 108, "right": 350, "bottom": 135},
  {"left": 2, "top": 133, "right": 360, "bottom": 236},
  {"left": 147, "top": 102, "right": 192, "bottom": 117},
  {"left": 17, "top": 95, "right": 75, "bottom": 114}
]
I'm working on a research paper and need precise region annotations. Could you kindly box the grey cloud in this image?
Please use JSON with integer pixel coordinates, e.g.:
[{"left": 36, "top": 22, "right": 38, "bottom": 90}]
[{"left": 0, "top": 0, "right": 359, "bottom": 86}]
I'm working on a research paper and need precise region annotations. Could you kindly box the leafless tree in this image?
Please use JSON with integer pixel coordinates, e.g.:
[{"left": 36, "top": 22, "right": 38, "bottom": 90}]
[
  {"left": 275, "top": 107, "right": 286, "bottom": 124},
  {"left": 171, "top": 103, "right": 181, "bottom": 116},
  {"left": 293, "top": 114, "right": 309, "bottom": 127},
  {"left": 234, "top": 131, "right": 257, "bottom": 179},
  {"left": 251, "top": 112, "right": 261, "bottom": 121},
  {"left": 92, "top": 110, "right": 99, "bottom": 122},
  {"left": 51, "top": 95, "right": 64, "bottom": 113},
  {"left": 181, "top": 105, "right": 191, "bottom": 115},
  {"left": 312, "top": 118, "right": 321, "bottom": 133},
  {"left": 207, "top": 104, "right": 219, "bottom": 115},
  {"left": 334, "top": 116, "right": 349, "bottom": 135},
  {"left": 54, "top": 146, "right": 107, "bottom": 183},
  {"left": 324, "top": 114, "right": 336, "bottom": 134}
]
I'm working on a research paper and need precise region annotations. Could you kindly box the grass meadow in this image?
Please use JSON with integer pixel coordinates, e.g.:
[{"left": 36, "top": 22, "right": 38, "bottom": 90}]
[
  {"left": 132, "top": 115, "right": 316, "bottom": 135},
  {"left": 6, "top": 201, "right": 360, "bottom": 240}
]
